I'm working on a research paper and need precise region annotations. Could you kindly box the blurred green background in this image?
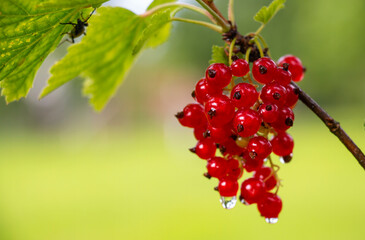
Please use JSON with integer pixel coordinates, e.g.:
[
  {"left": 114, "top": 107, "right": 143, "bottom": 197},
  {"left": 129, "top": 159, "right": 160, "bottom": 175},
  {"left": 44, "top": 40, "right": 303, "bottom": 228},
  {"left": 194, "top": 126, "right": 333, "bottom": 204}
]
[{"left": 0, "top": 0, "right": 364, "bottom": 239}]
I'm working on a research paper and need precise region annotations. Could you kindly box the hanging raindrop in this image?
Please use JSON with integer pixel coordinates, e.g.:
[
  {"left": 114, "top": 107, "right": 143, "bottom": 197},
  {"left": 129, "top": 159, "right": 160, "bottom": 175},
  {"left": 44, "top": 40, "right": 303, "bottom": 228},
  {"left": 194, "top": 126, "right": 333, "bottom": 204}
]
[
  {"left": 220, "top": 196, "right": 237, "bottom": 209},
  {"left": 265, "top": 217, "right": 279, "bottom": 224}
]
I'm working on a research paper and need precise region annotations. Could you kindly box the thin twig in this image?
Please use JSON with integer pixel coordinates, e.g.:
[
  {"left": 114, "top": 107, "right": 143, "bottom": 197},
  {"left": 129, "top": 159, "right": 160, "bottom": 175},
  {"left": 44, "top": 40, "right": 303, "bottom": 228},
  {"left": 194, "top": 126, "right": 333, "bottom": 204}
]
[{"left": 290, "top": 81, "right": 365, "bottom": 170}]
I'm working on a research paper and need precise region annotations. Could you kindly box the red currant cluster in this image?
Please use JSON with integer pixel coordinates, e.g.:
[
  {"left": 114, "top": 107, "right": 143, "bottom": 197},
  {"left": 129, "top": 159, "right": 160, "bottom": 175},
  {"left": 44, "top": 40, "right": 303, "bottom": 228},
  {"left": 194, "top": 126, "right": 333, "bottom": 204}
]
[{"left": 176, "top": 55, "right": 304, "bottom": 223}]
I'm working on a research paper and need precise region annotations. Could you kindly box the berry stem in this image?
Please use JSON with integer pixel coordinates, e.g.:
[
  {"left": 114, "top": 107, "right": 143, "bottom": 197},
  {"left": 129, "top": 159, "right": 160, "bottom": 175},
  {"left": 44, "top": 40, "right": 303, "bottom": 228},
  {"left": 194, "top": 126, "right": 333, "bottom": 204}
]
[
  {"left": 171, "top": 18, "right": 223, "bottom": 33},
  {"left": 256, "top": 34, "right": 271, "bottom": 58},
  {"left": 253, "top": 38, "right": 264, "bottom": 58},
  {"left": 290, "top": 81, "right": 365, "bottom": 170}
]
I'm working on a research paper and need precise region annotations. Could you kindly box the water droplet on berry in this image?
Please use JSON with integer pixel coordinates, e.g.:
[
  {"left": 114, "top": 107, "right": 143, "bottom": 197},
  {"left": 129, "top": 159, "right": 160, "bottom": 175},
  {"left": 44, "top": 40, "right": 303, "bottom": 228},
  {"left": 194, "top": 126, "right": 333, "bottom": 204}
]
[
  {"left": 265, "top": 217, "right": 279, "bottom": 224},
  {"left": 220, "top": 196, "right": 237, "bottom": 209},
  {"left": 239, "top": 195, "right": 249, "bottom": 205},
  {"left": 280, "top": 153, "right": 293, "bottom": 164}
]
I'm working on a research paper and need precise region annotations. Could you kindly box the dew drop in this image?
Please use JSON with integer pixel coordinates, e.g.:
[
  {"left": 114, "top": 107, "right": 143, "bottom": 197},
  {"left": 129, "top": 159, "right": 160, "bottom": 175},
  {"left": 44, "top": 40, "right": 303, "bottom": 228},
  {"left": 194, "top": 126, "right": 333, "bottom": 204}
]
[
  {"left": 265, "top": 218, "right": 279, "bottom": 224},
  {"left": 220, "top": 196, "right": 237, "bottom": 209}
]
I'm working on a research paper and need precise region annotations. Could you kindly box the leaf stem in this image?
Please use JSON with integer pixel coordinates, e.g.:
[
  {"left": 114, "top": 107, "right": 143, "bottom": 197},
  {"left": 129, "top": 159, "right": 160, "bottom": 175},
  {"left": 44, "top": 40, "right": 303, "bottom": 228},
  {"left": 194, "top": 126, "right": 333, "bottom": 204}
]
[
  {"left": 141, "top": 2, "right": 216, "bottom": 23},
  {"left": 228, "top": 0, "right": 235, "bottom": 25},
  {"left": 196, "top": 0, "right": 231, "bottom": 32},
  {"left": 171, "top": 17, "right": 222, "bottom": 33}
]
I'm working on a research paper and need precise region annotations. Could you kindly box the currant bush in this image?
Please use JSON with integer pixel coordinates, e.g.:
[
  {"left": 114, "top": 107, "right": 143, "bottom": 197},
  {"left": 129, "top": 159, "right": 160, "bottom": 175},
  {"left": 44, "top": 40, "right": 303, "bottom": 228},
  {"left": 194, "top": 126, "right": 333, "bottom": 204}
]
[{"left": 176, "top": 54, "right": 305, "bottom": 223}]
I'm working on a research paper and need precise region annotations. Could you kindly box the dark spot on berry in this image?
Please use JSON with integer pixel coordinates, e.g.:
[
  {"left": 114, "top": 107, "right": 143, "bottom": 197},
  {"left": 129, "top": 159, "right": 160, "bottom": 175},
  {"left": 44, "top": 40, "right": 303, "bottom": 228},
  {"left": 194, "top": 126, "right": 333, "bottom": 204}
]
[
  {"left": 302, "top": 67, "right": 307, "bottom": 73},
  {"left": 249, "top": 151, "right": 257, "bottom": 159},
  {"left": 203, "top": 130, "right": 210, "bottom": 138},
  {"left": 231, "top": 55, "right": 239, "bottom": 61},
  {"left": 285, "top": 118, "right": 294, "bottom": 127},
  {"left": 215, "top": 143, "right": 220, "bottom": 148},
  {"left": 175, "top": 111, "right": 184, "bottom": 119},
  {"left": 282, "top": 154, "right": 292, "bottom": 163},
  {"left": 207, "top": 108, "right": 216, "bottom": 119},
  {"left": 230, "top": 134, "right": 238, "bottom": 141},
  {"left": 203, "top": 172, "right": 212, "bottom": 179},
  {"left": 219, "top": 145, "right": 227, "bottom": 154},
  {"left": 208, "top": 69, "right": 216, "bottom": 78},
  {"left": 237, "top": 124, "right": 244, "bottom": 133},
  {"left": 265, "top": 104, "right": 273, "bottom": 111},
  {"left": 191, "top": 90, "right": 196, "bottom": 99},
  {"left": 233, "top": 91, "right": 241, "bottom": 100},
  {"left": 282, "top": 63, "right": 289, "bottom": 71},
  {"left": 273, "top": 92, "right": 281, "bottom": 100},
  {"left": 259, "top": 65, "right": 267, "bottom": 74},
  {"left": 293, "top": 87, "right": 300, "bottom": 95},
  {"left": 189, "top": 147, "right": 196, "bottom": 153},
  {"left": 214, "top": 186, "right": 219, "bottom": 191}
]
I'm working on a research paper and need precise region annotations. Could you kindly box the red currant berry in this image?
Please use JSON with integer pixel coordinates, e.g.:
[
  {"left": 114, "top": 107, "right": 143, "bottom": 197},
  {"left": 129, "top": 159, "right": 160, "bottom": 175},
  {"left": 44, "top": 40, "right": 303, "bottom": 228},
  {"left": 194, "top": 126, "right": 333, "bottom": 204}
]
[
  {"left": 193, "top": 124, "right": 207, "bottom": 140},
  {"left": 206, "top": 157, "right": 227, "bottom": 179},
  {"left": 225, "top": 157, "right": 243, "bottom": 180},
  {"left": 252, "top": 57, "right": 277, "bottom": 84},
  {"left": 278, "top": 55, "right": 305, "bottom": 82},
  {"left": 240, "top": 178, "right": 266, "bottom": 204},
  {"left": 284, "top": 84, "right": 299, "bottom": 108},
  {"left": 247, "top": 136, "right": 272, "bottom": 160},
  {"left": 192, "top": 138, "right": 216, "bottom": 160},
  {"left": 233, "top": 109, "right": 262, "bottom": 137},
  {"left": 205, "top": 63, "right": 232, "bottom": 89},
  {"left": 274, "top": 65, "right": 292, "bottom": 86},
  {"left": 230, "top": 83, "right": 259, "bottom": 108},
  {"left": 257, "top": 192, "right": 282, "bottom": 219},
  {"left": 258, "top": 103, "right": 279, "bottom": 123},
  {"left": 219, "top": 179, "right": 239, "bottom": 197},
  {"left": 219, "top": 138, "right": 243, "bottom": 156},
  {"left": 205, "top": 95, "right": 235, "bottom": 127},
  {"left": 254, "top": 167, "right": 277, "bottom": 191},
  {"left": 230, "top": 59, "right": 249, "bottom": 77},
  {"left": 194, "top": 78, "right": 222, "bottom": 104},
  {"left": 270, "top": 107, "right": 294, "bottom": 132},
  {"left": 260, "top": 82, "right": 287, "bottom": 107},
  {"left": 206, "top": 124, "right": 232, "bottom": 143},
  {"left": 271, "top": 132, "right": 294, "bottom": 156},
  {"left": 245, "top": 158, "right": 264, "bottom": 172},
  {"left": 176, "top": 104, "right": 206, "bottom": 128}
]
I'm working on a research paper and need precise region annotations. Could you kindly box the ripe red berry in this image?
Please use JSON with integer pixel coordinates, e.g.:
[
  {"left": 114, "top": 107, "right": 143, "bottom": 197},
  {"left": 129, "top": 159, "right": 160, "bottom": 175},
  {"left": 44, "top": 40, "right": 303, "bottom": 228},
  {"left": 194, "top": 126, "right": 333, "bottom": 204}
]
[
  {"left": 284, "top": 84, "right": 299, "bottom": 108},
  {"left": 277, "top": 55, "right": 305, "bottom": 82},
  {"left": 225, "top": 157, "right": 243, "bottom": 180},
  {"left": 270, "top": 107, "right": 294, "bottom": 132},
  {"left": 176, "top": 104, "right": 206, "bottom": 128},
  {"left": 252, "top": 57, "right": 277, "bottom": 84},
  {"left": 271, "top": 132, "right": 294, "bottom": 156},
  {"left": 193, "top": 124, "right": 207, "bottom": 140},
  {"left": 194, "top": 78, "right": 222, "bottom": 104},
  {"left": 254, "top": 167, "right": 277, "bottom": 191},
  {"left": 258, "top": 103, "right": 279, "bottom": 123},
  {"left": 244, "top": 158, "right": 264, "bottom": 172},
  {"left": 274, "top": 65, "right": 292, "bottom": 86},
  {"left": 247, "top": 136, "right": 272, "bottom": 160},
  {"left": 233, "top": 109, "right": 262, "bottom": 137},
  {"left": 193, "top": 138, "right": 216, "bottom": 160},
  {"left": 206, "top": 124, "right": 232, "bottom": 143},
  {"left": 260, "top": 82, "right": 287, "bottom": 107},
  {"left": 230, "top": 83, "right": 259, "bottom": 108},
  {"left": 205, "top": 95, "right": 235, "bottom": 127},
  {"left": 219, "top": 138, "right": 243, "bottom": 156},
  {"left": 205, "top": 63, "right": 232, "bottom": 89},
  {"left": 206, "top": 157, "right": 227, "bottom": 179},
  {"left": 240, "top": 178, "right": 266, "bottom": 205},
  {"left": 230, "top": 59, "right": 249, "bottom": 77},
  {"left": 219, "top": 179, "right": 239, "bottom": 197},
  {"left": 257, "top": 192, "right": 282, "bottom": 219}
]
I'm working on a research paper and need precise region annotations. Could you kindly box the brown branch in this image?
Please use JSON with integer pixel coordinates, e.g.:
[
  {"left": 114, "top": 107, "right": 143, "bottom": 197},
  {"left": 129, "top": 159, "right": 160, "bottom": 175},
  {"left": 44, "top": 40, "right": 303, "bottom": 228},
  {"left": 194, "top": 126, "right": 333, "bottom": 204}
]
[
  {"left": 290, "top": 81, "right": 365, "bottom": 170},
  {"left": 202, "top": 0, "right": 229, "bottom": 24}
]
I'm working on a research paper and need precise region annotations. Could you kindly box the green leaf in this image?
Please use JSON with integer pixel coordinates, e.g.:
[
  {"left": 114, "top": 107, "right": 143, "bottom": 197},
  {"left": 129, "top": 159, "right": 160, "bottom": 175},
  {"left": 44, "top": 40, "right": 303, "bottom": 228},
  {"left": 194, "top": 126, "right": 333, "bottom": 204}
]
[
  {"left": 0, "top": 0, "right": 105, "bottom": 103},
  {"left": 147, "top": 0, "right": 176, "bottom": 10},
  {"left": 37, "top": 0, "right": 106, "bottom": 9},
  {"left": 254, "top": 0, "right": 286, "bottom": 25},
  {"left": 209, "top": 45, "right": 228, "bottom": 65},
  {"left": 41, "top": 2, "right": 177, "bottom": 111}
]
